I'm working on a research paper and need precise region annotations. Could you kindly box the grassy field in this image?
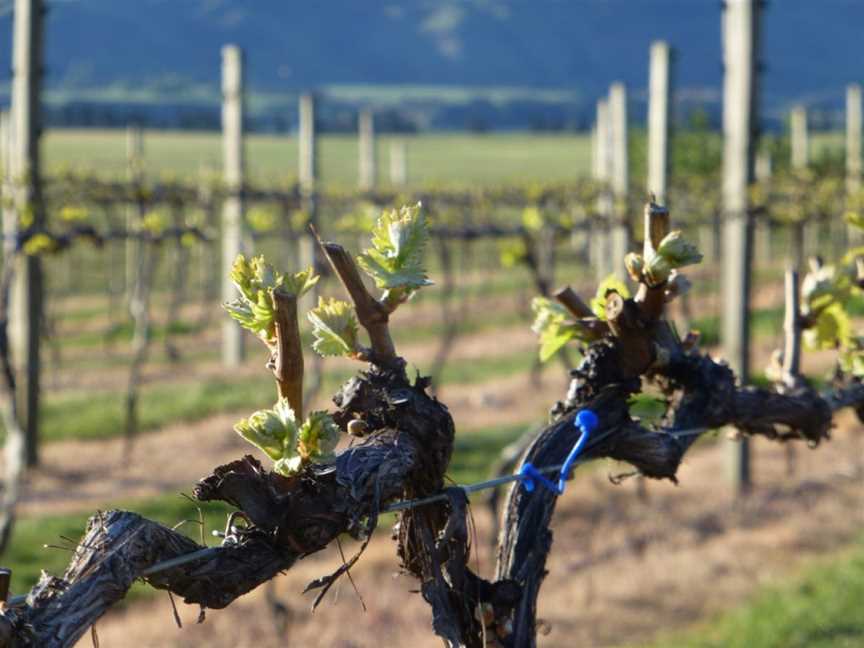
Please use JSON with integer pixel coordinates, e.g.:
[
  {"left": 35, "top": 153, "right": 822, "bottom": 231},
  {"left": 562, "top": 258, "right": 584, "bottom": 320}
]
[
  {"left": 42, "top": 128, "right": 847, "bottom": 189},
  {"left": 43, "top": 129, "right": 593, "bottom": 187},
  {"left": 649, "top": 536, "right": 864, "bottom": 648}
]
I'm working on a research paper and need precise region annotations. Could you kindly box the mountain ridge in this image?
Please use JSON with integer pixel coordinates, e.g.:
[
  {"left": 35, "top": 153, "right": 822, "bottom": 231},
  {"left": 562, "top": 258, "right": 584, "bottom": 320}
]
[{"left": 0, "top": 1, "right": 861, "bottom": 128}]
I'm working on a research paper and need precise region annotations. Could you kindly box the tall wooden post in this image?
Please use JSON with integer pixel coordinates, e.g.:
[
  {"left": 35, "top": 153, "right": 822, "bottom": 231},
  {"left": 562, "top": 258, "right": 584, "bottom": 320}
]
[
  {"left": 298, "top": 93, "right": 319, "bottom": 312},
  {"left": 592, "top": 98, "right": 613, "bottom": 281},
  {"left": 647, "top": 41, "right": 671, "bottom": 206},
  {"left": 609, "top": 82, "right": 629, "bottom": 279},
  {"left": 389, "top": 139, "right": 407, "bottom": 187},
  {"left": 0, "top": 111, "right": 8, "bottom": 182},
  {"left": 9, "top": 0, "right": 45, "bottom": 467},
  {"left": 847, "top": 84, "right": 862, "bottom": 195},
  {"left": 790, "top": 105, "right": 811, "bottom": 266},
  {"left": 358, "top": 109, "right": 376, "bottom": 191},
  {"left": 790, "top": 105, "right": 808, "bottom": 170},
  {"left": 221, "top": 44, "right": 246, "bottom": 366},
  {"left": 755, "top": 150, "right": 773, "bottom": 260},
  {"left": 721, "top": 0, "right": 761, "bottom": 495},
  {"left": 299, "top": 93, "right": 318, "bottom": 192},
  {"left": 0, "top": 110, "right": 9, "bottom": 236},
  {"left": 125, "top": 125, "right": 143, "bottom": 299},
  {"left": 847, "top": 84, "right": 862, "bottom": 244}
]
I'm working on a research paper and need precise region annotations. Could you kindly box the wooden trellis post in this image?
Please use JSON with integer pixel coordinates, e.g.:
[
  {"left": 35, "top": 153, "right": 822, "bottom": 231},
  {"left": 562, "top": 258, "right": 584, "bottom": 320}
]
[
  {"left": 220, "top": 44, "right": 246, "bottom": 367},
  {"left": 755, "top": 150, "right": 773, "bottom": 260},
  {"left": 591, "top": 98, "right": 612, "bottom": 281},
  {"left": 847, "top": 84, "right": 862, "bottom": 194},
  {"left": 389, "top": 139, "right": 407, "bottom": 187},
  {"left": 0, "top": 111, "right": 8, "bottom": 179},
  {"left": 298, "top": 94, "right": 318, "bottom": 193},
  {"left": 609, "top": 81, "right": 629, "bottom": 280},
  {"left": 647, "top": 40, "right": 671, "bottom": 206},
  {"left": 790, "top": 105, "right": 811, "bottom": 267},
  {"left": 125, "top": 124, "right": 143, "bottom": 300},
  {"left": 847, "top": 83, "right": 862, "bottom": 244},
  {"left": 0, "top": 110, "right": 10, "bottom": 239},
  {"left": 790, "top": 105, "right": 808, "bottom": 170},
  {"left": 721, "top": 0, "right": 762, "bottom": 495},
  {"left": 9, "top": 0, "right": 45, "bottom": 467},
  {"left": 358, "top": 109, "right": 376, "bottom": 191},
  {"left": 297, "top": 92, "right": 319, "bottom": 313}
]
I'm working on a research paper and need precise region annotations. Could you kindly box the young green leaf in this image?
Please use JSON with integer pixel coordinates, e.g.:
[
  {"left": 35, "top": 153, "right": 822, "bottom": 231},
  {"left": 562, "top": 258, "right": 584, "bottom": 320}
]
[
  {"left": 357, "top": 203, "right": 433, "bottom": 294},
  {"left": 247, "top": 205, "right": 277, "bottom": 232},
  {"left": 498, "top": 238, "right": 528, "bottom": 268},
  {"left": 531, "top": 297, "right": 582, "bottom": 362},
  {"left": 273, "top": 455, "right": 304, "bottom": 477},
  {"left": 223, "top": 299, "right": 257, "bottom": 330},
  {"left": 803, "top": 303, "right": 853, "bottom": 351},
  {"left": 801, "top": 263, "right": 851, "bottom": 315},
  {"left": 224, "top": 254, "right": 319, "bottom": 344},
  {"left": 590, "top": 275, "right": 631, "bottom": 319},
  {"left": 229, "top": 254, "right": 257, "bottom": 301},
  {"left": 281, "top": 266, "right": 319, "bottom": 298},
  {"left": 840, "top": 345, "right": 864, "bottom": 377},
  {"left": 59, "top": 205, "right": 88, "bottom": 222},
  {"left": 841, "top": 246, "right": 864, "bottom": 265},
  {"left": 307, "top": 297, "right": 360, "bottom": 358},
  {"left": 521, "top": 206, "right": 544, "bottom": 232},
  {"left": 296, "top": 411, "right": 341, "bottom": 463},
  {"left": 233, "top": 398, "right": 298, "bottom": 462},
  {"left": 22, "top": 233, "right": 58, "bottom": 256},
  {"left": 845, "top": 209, "right": 864, "bottom": 231}
]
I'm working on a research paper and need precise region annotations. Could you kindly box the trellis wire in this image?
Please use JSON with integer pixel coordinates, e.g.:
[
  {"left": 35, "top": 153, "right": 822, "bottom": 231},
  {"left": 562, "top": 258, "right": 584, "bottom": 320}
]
[{"left": 4, "top": 425, "right": 709, "bottom": 608}]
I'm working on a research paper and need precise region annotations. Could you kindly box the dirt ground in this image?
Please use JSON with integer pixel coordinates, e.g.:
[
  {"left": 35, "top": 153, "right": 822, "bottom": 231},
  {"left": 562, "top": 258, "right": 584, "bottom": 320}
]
[{"left": 75, "top": 412, "right": 864, "bottom": 648}]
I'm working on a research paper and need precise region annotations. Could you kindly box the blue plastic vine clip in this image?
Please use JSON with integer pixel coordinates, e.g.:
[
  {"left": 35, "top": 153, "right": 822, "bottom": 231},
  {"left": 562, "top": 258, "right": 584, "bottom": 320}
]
[
  {"left": 518, "top": 408, "right": 598, "bottom": 495},
  {"left": 556, "top": 409, "right": 598, "bottom": 493},
  {"left": 518, "top": 462, "right": 558, "bottom": 493}
]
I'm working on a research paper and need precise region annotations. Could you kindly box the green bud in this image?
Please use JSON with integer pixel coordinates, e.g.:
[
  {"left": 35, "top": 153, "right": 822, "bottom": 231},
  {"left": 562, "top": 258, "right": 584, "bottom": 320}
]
[
  {"left": 655, "top": 231, "right": 703, "bottom": 268},
  {"left": 230, "top": 255, "right": 255, "bottom": 299},
  {"left": 233, "top": 398, "right": 298, "bottom": 462},
  {"left": 645, "top": 254, "right": 672, "bottom": 287},
  {"left": 624, "top": 252, "right": 644, "bottom": 283}
]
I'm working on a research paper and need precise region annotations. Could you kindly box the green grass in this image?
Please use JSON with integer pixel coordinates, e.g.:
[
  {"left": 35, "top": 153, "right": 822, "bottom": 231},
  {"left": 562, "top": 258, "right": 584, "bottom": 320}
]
[
  {"left": 645, "top": 536, "right": 864, "bottom": 648},
  {"left": 43, "top": 128, "right": 847, "bottom": 188},
  {"left": 58, "top": 319, "right": 204, "bottom": 349},
  {"left": 38, "top": 344, "right": 541, "bottom": 444},
  {"left": 41, "top": 375, "right": 287, "bottom": 442},
  {"left": 44, "top": 129, "right": 592, "bottom": 188},
  {"left": 447, "top": 422, "right": 533, "bottom": 485},
  {"left": 436, "top": 348, "right": 539, "bottom": 385}
]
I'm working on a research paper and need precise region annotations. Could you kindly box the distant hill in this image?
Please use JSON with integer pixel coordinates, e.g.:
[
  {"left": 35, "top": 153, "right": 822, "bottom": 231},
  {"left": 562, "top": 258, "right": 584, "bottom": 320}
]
[{"left": 1, "top": 0, "right": 862, "bottom": 129}]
